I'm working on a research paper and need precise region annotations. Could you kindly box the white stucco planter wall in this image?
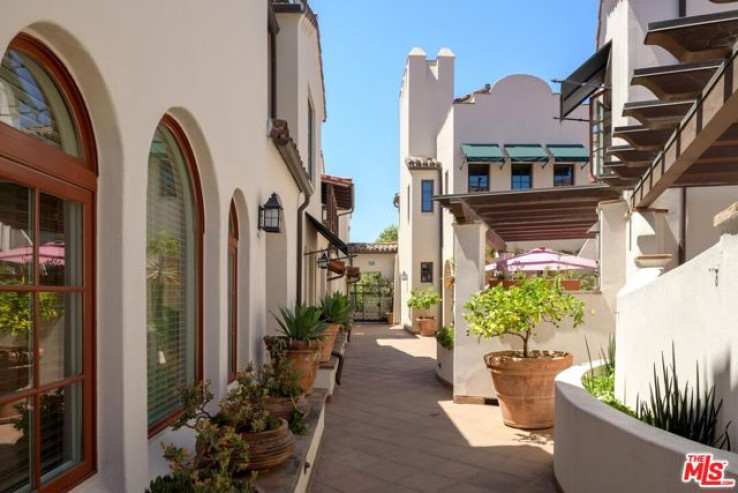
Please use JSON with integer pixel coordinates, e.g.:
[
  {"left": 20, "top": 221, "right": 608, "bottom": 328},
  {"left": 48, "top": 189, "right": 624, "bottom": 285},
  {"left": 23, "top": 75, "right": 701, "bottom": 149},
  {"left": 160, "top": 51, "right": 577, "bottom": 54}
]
[
  {"left": 436, "top": 342, "right": 453, "bottom": 386},
  {"left": 555, "top": 364, "right": 738, "bottom": 493}
]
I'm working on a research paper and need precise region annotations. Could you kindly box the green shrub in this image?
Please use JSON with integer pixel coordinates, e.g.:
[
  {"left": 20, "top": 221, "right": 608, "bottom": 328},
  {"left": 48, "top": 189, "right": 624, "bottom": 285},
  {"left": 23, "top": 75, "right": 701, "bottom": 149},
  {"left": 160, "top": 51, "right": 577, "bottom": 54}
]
[
  {"left": 407, "top": 288, "right": 441, "bottom": 311},
  {"left": 435, "top": 325, "right": 454, "bottom": 351},
  {"left": 637, "top": 347, "right": 731, "bottom": 450},
  {"left": 464, "top": 276, "right": 585, "bottom": 358},
  {"left": 271, "top": 305, "right": 329, "bottom": 341}
]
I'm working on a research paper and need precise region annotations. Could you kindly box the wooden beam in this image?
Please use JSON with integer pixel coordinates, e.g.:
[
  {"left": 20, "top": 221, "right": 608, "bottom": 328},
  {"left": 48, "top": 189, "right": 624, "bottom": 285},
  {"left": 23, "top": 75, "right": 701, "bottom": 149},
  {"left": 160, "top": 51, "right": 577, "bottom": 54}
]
[{"left": 633, "top": 53, "right": 738, "bottom": 207}]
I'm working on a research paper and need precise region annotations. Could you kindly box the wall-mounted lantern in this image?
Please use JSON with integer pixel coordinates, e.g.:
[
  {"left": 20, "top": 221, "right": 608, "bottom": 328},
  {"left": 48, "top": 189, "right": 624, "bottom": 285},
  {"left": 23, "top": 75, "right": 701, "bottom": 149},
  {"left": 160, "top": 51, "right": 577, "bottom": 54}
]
[
  {"left": 401, "top": 271, "right": 408, "bottom": 281},
  {"left": 258, "top": 193, "right": 283, "bottom": 233},
  {"left": 317, "top": 252, "right": 329, "bottom": 270}
]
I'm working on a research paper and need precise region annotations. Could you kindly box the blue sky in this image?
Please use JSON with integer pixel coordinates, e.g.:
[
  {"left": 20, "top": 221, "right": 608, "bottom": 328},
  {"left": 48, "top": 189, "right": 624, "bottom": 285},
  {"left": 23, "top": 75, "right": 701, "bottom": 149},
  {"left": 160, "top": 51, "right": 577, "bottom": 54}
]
[{"left": 311, "top": 0, "right": 600, "bottom": 242}]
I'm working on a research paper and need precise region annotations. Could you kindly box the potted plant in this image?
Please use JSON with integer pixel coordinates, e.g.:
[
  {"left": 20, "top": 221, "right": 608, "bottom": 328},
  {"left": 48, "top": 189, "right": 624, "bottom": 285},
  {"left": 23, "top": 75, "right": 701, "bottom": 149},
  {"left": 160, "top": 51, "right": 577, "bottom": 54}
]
[
  {"left": 148, "top": 381, "right": 254, "bottom": 492},
  {"left": 268, "top": 305, "right": 329, "bottom": 394},
  {"left": 218, "top": 366, "right": 296, "bottom": 471},
  {"left": 435, "top": 325, "right": 454, "bottom": 386},
  {"left": 407, "top": 288, "right": 442, "bottom": 336},
  {"left": 464, "top": 275, "right": 585, "bottom": 429},
  {"left": 255, "top": 356, "right": 311, "bottom": 434},
  {"left": 558, "top": 270, "right": 582, "bottom": 291},
  {"left": 318, "top": 291, "right": 352, "bottom": 363}
]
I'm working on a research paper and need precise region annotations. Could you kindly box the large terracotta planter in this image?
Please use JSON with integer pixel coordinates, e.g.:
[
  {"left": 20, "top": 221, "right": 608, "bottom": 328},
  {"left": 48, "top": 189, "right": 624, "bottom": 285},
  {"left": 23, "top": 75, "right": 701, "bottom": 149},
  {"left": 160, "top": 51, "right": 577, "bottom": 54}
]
[
  {"left": 265, "top": 394, "right": 311, "bottom": 421},
  {"left": 240, "top": 418, "right": 295, "bottom": 472},
  {"left": 283, "top": 341, "right": 320, "bottom": 395},
  {"left": 416, "top": 317, "right": 438, "bottom": 337},
  {"left": 484, "top": 350, "right": 572, "bottom": 429},
  {"left": 318, "top": 323, "right": 340, "bottom": 363}
]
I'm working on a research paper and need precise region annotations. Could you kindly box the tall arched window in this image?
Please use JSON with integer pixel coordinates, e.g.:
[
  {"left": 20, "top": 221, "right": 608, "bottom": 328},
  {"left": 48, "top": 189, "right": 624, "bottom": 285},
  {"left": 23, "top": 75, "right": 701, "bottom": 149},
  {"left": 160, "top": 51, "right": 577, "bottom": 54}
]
[
  {"left": 227, "top": 201, "right": 238, "bottom": 382},
  {"left": 0, "top": 34, "right": 96, "bottom": 491},
  {"left": 146, "top": 116, "right": 202, "bottom": 435}
]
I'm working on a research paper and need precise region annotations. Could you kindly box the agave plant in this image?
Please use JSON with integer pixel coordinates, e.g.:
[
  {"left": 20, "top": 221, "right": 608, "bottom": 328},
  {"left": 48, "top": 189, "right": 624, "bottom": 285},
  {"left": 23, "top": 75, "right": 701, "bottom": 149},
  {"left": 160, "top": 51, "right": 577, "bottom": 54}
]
[
  {"left": 637, "top": 346, "right": 732, "bottom": 450},
  {"left": 319, "top": 291, "right": 353, "bottom": 326},
  {"left": 272, "top": 305, "right": 329, "bottom": 342}
]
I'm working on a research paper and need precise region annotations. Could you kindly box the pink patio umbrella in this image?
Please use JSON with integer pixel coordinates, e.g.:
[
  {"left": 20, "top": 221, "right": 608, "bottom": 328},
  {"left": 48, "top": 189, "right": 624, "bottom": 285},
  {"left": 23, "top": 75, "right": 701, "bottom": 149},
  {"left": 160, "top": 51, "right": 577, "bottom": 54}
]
[
  {"left": 0, "top": 243, "right": 66, "bottom": 265},
  {"left": 486, "top": 247, "right": 596, "bottom": 273}
]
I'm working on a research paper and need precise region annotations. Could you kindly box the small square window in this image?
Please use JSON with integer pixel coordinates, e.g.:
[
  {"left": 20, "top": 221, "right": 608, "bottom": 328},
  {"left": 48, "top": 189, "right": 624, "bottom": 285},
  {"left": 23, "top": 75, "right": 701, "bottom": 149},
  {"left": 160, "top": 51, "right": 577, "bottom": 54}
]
[
  {"left": 468, "top": 163, "right": 489, "bottom": 192},
  {"left": 554, "top": 164, "right": 574, "bottom": 187},
  {"left": 511, "top": 163, "right": 532, "bottom": 190},
  {"left": 420, "top": 262, "right": 433, "bottom": 283}
]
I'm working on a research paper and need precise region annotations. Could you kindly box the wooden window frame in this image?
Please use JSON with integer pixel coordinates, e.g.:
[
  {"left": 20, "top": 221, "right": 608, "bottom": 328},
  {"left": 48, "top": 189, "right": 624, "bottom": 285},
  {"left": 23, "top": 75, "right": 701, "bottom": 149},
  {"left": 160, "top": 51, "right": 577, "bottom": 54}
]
[
  {"left": 0, "top": 33, "right": 97, "bottom": 492},
  {"left": 227, "top": 201, "right": 238, "bottom": 383},
  {"left": 146, "top": 115, "right": 204, "bottom": 438}
]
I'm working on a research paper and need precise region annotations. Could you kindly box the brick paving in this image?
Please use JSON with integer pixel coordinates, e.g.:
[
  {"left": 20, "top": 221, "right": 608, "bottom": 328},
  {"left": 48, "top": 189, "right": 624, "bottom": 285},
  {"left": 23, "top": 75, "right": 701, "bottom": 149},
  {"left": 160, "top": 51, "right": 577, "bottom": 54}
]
[{"left": 311, "top": 324, "right": 556, "bottom": 493}]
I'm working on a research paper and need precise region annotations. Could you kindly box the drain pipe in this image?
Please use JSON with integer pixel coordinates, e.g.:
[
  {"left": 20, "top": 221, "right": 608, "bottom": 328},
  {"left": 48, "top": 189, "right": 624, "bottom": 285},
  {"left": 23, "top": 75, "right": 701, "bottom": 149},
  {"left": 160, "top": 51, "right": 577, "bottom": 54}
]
[{"left": 296, "top": 192, "right": 310, "bottom": 305}]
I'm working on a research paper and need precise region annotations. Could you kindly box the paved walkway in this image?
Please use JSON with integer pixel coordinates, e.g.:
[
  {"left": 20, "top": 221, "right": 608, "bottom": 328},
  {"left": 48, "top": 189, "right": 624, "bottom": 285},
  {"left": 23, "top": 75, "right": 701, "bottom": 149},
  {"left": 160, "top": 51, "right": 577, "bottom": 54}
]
[{"left": 311, "top": 324, "right": 556, "bottom": 493}]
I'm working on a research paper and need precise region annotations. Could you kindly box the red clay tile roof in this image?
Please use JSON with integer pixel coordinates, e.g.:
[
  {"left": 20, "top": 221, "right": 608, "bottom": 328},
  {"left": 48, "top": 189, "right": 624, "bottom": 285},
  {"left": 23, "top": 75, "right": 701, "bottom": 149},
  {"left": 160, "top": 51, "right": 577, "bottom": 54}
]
[{"left": 349, "top": 242, "right": 398, "bottom": 254}]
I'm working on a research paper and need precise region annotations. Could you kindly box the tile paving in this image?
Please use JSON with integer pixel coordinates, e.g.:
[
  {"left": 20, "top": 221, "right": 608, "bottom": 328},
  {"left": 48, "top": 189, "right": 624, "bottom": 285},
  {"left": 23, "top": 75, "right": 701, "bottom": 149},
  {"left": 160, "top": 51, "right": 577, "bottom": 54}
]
[{"left": 311, "top": 324, "right": 556, "bottom": 493}]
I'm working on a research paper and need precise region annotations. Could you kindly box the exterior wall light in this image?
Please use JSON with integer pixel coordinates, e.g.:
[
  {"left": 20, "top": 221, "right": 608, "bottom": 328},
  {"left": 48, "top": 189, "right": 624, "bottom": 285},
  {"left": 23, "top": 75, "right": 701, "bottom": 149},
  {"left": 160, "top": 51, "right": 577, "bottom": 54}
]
[
  {"left": 317, "top": 252, "right": 329, "bottom": 269},
  {"left": 401, "top": 271, "right": 408, "bottom": 281},
  {"left": 258, "top": 193, "right": 283, "bottom": 233}
]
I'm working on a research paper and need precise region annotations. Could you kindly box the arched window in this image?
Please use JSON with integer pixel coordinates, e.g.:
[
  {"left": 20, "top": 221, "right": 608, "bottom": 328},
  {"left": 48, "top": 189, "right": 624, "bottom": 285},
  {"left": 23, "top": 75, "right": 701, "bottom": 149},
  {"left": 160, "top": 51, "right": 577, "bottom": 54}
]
[
  {"left": 0, "top": 34, "right": 95, "bottom": 491},
  {"left": 146, "top": 116, "right": 202, "bottom": 435},
  {"left": 227, "top": 201, "right": 238, "bottom": 382}
]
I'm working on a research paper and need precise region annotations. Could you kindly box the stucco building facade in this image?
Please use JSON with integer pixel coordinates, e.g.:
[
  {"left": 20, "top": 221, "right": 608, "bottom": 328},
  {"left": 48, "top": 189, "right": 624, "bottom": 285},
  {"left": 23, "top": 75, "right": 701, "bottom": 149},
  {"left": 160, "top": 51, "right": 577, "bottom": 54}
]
[
  {"left": 0, "top": 1, "right": 351, "bottom": 491},
  {"left": 397, "top": 49, "right": 595, "bottom": 332}
]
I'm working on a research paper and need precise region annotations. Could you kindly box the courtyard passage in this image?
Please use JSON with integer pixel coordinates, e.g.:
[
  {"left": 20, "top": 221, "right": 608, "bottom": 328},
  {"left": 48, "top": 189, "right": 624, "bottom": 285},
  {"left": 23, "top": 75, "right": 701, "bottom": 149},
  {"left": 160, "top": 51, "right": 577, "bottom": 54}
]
[{"left": 311, "top": 324, "right": 556, "bottom": 493}]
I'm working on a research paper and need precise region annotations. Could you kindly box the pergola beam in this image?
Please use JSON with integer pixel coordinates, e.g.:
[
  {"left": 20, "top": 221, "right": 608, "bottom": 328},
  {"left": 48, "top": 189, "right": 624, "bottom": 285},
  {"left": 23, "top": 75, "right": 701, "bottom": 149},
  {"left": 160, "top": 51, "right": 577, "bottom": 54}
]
[{"left": 633, "top": 53, "right": 738, "bottom": 207}]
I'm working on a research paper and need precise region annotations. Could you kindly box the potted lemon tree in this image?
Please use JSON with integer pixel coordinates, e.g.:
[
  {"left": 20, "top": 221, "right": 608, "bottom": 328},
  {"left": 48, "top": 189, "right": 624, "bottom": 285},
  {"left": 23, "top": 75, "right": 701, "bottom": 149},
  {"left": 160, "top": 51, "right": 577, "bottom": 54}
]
[
  {"left": 407, "top": 288, "right": 442, "bottom": 336},
  {"left": 464, "top": 275, "right": 585, "bottom": 429}
]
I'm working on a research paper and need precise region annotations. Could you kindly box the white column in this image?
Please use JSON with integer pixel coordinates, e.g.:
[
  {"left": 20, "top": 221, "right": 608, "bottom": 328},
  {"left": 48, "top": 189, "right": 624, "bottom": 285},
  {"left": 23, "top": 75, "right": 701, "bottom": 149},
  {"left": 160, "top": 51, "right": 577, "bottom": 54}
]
[
  {"left": 452, "top": 221, "right": 489, "bottom": 401},
  {"left": 623, "top": 208, "right": 673, "bottom": 293}
]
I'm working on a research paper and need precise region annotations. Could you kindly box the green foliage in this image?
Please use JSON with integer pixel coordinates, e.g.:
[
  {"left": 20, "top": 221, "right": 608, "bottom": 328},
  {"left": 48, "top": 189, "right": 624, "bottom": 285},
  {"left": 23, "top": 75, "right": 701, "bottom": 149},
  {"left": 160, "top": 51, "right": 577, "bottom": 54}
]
[
  {"left": 407, "top": 288, "right": 441, "bottom": 311},
  {"left": 435, "top": 325, "right": 454, "bottom": 351},
  {"left": 255, "top": 358, "right": 304, "bottom": 399},
  {"left": 320, "top": 291, "right": 353, "bottom": 326},
  {"left": 582, "top": 336, "right": 635, "bottom": 417},
  {"left": 637, "top": 347, "right": 731, "bottom": 450},
  {"left": 157, "top": 380, "right": 255, "bottom": 492},
  {"left": 376, "top": 225, "right": 398, "bottom": 243},
  {"left": 217, "top": 364, "right": 281, "bottom": 434},
  {"left": 463, "top": 276, "right": 585, "bottom": 358},
  {"left": 0, "top": 287, "right": 61, "bottom": 336},
  {"left": 581, "top": 340, "right": 732, "bottom": 450},
  {"left": 271, "top": 305, "right": 329, "bottom": 342}
]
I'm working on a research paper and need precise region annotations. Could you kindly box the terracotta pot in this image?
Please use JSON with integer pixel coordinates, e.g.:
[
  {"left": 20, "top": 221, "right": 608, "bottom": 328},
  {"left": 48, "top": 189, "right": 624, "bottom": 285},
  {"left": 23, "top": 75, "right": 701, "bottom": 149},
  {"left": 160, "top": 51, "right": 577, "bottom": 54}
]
[
  {"left": 240, "top": 418, "right": 295, "bottom": 471},
  {"left": 484, "top": 350, "right": 573, "bottom": 429},
  {"left": 416, "top": 317, "right": 437, "bottom": 337},
  {"left": 560, "top": 279, "right": 581, "bottom": 291},
  {"left": 281, "top": 341, "right": 320, "bottom": 395},
  {"left": 318, "top": 323, "right": 340, "bottom": 363},
  {"left": 265, "top": 394, "right": 311, "bottom": 422}
]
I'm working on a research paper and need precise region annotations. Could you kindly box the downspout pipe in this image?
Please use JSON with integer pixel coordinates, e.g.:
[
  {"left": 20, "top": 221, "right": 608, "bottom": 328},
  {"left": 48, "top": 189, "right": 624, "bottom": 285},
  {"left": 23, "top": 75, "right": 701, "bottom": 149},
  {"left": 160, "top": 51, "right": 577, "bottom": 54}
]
[{"left": 296, "top": 193, "right": 310, "bottom": 305}]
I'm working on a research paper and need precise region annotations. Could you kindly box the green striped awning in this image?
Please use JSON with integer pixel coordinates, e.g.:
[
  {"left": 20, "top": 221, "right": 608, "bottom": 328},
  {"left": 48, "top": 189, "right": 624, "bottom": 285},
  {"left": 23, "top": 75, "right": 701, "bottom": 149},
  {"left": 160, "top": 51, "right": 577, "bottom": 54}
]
[
  {"left": 547, "top": 144, "right": 589, "bottom": 163},
  {"left": 503, "top": 144, "right": 549, "bottom": 163},
  {"left": 461, "top": 144, "right": 504, "bottom": 163}
]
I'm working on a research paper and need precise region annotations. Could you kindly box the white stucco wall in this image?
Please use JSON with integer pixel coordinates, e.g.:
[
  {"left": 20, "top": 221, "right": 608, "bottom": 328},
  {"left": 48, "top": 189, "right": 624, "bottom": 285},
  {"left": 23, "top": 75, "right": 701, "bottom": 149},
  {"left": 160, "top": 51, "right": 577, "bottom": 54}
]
[
  {"left": 617, "top": 228, "right": 738, "bottom": 446},
  {"left": 0, "top": 1, "right": 330, "bottom": 491},
  {"left": 352, "top": 253, "right": 396, "bottom": 283}
]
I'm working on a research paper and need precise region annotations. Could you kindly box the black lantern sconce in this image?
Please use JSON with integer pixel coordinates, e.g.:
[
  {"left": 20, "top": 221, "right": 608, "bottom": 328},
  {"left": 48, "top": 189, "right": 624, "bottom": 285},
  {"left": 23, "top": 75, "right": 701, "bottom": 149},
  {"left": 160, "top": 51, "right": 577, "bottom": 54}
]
[
  {"left": 317, "top": 252, "right": 329, "bottom": 270},
  {"left": 258, "top": 193, "right": 283, "bottom": 233}
]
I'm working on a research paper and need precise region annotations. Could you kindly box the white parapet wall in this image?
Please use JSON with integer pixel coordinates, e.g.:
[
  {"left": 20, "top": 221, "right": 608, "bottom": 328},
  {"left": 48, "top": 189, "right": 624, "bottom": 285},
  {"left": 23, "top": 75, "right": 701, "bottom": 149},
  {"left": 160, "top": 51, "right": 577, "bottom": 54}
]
[
  {"left": 555, "top": 364, "right": 738, "bottom": 493},
  {"left": 616, "top": 209, "right": 738, "bottom": 446}
]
